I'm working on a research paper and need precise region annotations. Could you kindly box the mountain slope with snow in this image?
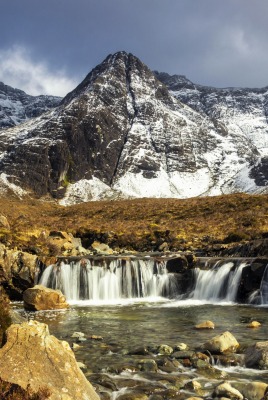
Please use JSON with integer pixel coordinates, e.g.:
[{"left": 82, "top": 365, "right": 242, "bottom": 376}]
[
  {"left": 0, "top": 52, "right": 267, "bottom": 203},
  {"left": 0, "top": 81, "right": 62, "bottom": 129}
]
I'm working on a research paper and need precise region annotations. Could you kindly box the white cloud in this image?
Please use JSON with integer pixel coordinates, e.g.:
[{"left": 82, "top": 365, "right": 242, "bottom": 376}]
[{"left": 0, "top": 46, "right": 78, "bottom": 96}]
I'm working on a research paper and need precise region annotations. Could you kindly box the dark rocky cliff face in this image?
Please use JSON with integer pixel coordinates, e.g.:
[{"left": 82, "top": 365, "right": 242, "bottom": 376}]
[{"left": 0, "top": 52, "right": 267, "bottom": 202}]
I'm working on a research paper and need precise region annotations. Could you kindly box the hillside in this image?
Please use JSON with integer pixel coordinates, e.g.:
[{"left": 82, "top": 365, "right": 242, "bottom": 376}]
[{"left": 0, "top": 193, "right": 267, "bottom": 255}]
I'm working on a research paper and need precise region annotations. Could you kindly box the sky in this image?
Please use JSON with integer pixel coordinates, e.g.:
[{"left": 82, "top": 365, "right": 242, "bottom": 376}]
[{"left": 0, "top": 0, "right": 268, "bottom": 96}]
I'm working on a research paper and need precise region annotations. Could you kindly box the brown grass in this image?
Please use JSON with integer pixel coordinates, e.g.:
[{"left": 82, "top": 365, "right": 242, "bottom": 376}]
[
  {"left": 0, "top": 379, "right": 50, "bottom": 399},
  {"left": 0, "top": 193, "right": 267, "bottom": 252}
]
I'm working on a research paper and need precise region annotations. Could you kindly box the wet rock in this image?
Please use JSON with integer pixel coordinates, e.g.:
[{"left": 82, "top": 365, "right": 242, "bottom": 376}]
[
  {"left": 245, "top": 341, "right": 268, "bottom": 369},
  {"left": 0, "top": 320, "right": 100, "bottom": 399},
  {"left": 137, "top": 359, "right": 158, "bottom": 372},
  {"left": 174, "top": 342, "right": 189, "bottom": 351},
  {"left": 213, "top": 353, "right": 244, "bottom": 367},
  {"left": 195, "top": 320, "right": 215, "bottom": 329},
  {"left": 239, "top": 381, "right": 268, "bottom": 400},
  {"left": 77, "top": 361, "right": 87, "bottom": 370},
  {"left": 157, "top": 344, "right": 173, "bottom": 355},
  {"left": 23, "top": 284, "right": 69, "bottom": 311},
  {"left": 129, "top": 346, "right": 150, "bottom": 355},
  {"left": 184, "top": 379, "right": 202, "bottom": 393},
  {"left": 116, "top": 392, "right": 149, "bottom": 400},
  {"left": 90, "top": 335, "right": 103, "bottom": 340},
  {"left": 196, "top": 363, "right": 228, "bottom": 379},
  {"left": 71, "top": 331, "right": 85, "bottom": 338},
  {"left": 214, "top": 382, "right": 243, "bottom": 399},
  {"left": 247, "top": 320, "right": 261, "bottom": 328},
  {"left": 89, "top": 373, "right": 118, "bottom": 391},
  {"left": 72, "top": 343, "right": 81, "bottom": 350},
  {"left": 157, "top": 357, "right": 181, "bottom": 372},
  {"left": 173, "top": 350, "right": 195, "bottom": 359},
  {"left": 201, "top": 331, "right": 239, "bottom": 354}
]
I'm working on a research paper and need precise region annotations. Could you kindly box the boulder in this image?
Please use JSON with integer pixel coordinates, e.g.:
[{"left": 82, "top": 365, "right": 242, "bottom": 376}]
[
  {"left": 23, "top": 285, "right": 69, "bottom": 311},
  {"left": 201, "top": 331, "right": 239, "bottom": 354},
  {"left": 214, "top": 382, "right": 243, "bottom": 399},
  {"left": 195, "top": 320, "right": 215, "bottom": 329},
  {"left": 245, "top": 341, "right": 268, "bottom": 369},
  {"left": 0, "top": 244, "right": 38, "bottom": 299},
  {"left": 157, "top": 344, "right": 173, "bottom": 355},
  {"left": 240, "top": 381, "right": 268, "bottom": 400},
  {"left": 0, "top": 320, "right": 100, "bottom": 400}
]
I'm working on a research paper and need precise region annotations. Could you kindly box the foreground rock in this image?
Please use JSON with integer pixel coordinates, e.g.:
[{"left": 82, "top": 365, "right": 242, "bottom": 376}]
[
  {"left": 245, "top": 341, "right": 268, "bottom": 369},
  {"left": 201, "top": 331, "right": 239, "bottom": 354},
  {"left": 0, "top": 320, "right": 100, "bottom": 400},
  {"left": 23, "top": 285, "right": 69, "bottom": 311}
]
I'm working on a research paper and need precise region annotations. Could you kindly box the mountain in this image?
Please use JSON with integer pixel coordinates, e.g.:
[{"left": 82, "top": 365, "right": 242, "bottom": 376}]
[
  {"left": 0, "top": 81, "right": 62, "bottom": 129},
  {"left": 0, "top": 51, "right": 267, "bottom": 203}
]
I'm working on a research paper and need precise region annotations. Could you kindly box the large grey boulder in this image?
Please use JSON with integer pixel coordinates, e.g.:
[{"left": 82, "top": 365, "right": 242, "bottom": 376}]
[
  {"left": 23, "top": 284, "right": 69, "bottom": 311},
  {"left": 245, "top": 341, "right": 268, "bottom": 369},
  {"left": 0, "top": 320, "right": 100, "bottom": 400}
]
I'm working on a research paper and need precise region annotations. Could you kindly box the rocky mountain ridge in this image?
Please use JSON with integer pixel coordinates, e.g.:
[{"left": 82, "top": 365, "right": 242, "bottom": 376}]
[
  {"left": 0, "top": 51, "right": 267, "bottom": 203},
  {"left": 0, "top": 81, "right": 62, "bottom": 129}
]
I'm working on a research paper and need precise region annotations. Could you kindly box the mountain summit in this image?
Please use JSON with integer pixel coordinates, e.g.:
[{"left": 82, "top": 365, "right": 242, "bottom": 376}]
[{"left": 0, "top": 52, "right": 267, "bottom": 203}]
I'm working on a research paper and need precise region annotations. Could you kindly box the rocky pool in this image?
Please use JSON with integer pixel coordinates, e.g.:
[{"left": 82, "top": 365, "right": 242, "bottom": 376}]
[{"left": 15, "top": 299, "right": 268, "bottom": 399}]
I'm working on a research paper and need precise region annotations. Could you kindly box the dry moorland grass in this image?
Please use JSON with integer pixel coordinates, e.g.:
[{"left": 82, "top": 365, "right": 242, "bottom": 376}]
[{"left": 0, "top": 193, "right": 267, "bottom": 252}]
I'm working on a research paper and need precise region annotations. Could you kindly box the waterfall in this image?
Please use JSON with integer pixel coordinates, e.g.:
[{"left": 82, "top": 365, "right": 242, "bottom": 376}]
[
  {"left": 39, "top": 258, "right": 178, "bottom": 301},
  {"left": 260, "top": 264, "right": 268, "bottom": 305},
  {"left": 192, "top": 260, "right": 247, "bottom": 302}
]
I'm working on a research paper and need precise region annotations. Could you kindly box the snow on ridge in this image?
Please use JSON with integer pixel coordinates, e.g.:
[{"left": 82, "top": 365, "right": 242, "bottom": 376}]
[{"left": 0, "top": 173, "right": 27, "bottom": 198}]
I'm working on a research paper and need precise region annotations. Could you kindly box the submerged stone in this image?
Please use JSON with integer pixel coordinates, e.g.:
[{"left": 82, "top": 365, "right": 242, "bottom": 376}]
[{"left": 195, "top": 320, "right": 215, "bottom": 329}]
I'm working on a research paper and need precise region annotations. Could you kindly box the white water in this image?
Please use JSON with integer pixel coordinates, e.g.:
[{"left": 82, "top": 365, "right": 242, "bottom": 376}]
[
  {"left": 39, "top": 258, "right": 177, "bottom": 301},
  {"left": 260, "top": 264, "right": 268, "bottom": 304},
  {"left": 192, "top": 261, "right": 247, "bottom": 302},
  {"left": 39, "top": 258, "right": 264, "bottom": 305}
]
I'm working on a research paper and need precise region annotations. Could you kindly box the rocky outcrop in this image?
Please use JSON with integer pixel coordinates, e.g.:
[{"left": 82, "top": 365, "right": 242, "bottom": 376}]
[
  {"left": 23, "top": 285, "right": 69, "bottom": 311},
  {"left": 245, "top": 341, "right": 268, "bottom": 369},
  {"left": 201, "top": 331, "right": 239, "bottom": 354},
  {"left": 0, "top": 244, "right": 38, "bottom": 300},
  {"left": 0, "top": 320, "right": 100, "bottom": 399}
]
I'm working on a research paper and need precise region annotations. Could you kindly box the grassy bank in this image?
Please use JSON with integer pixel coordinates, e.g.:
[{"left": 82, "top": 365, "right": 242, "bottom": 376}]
[{"left": 0, "top": 193, "right": 267, "bottom": 253}]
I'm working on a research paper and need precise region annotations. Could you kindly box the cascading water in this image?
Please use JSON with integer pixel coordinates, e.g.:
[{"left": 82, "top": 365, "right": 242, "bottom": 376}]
[
  {"left": 39, "top": 258, "right": 178, "bottom": 301},
  {"left": 260, "top": 264, "right": 268, "bottom": 305},
  {"left": 192, "top": 260, "right": 248, "bottom": 302}
]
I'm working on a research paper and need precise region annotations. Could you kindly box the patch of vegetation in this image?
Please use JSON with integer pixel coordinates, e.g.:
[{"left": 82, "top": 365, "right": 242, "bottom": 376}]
[
  {"left": 0, "top": 287, "right": 11, "bottom": 344},
  {"left": 0, "top": 193, "right": 267, "bottom": 253},
  {"left": 0, "top": 378, "right": 50, "bottom": 400}
]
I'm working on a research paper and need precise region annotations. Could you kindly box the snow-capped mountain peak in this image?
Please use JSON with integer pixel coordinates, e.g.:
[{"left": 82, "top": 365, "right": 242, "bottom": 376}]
[{"left": 0, "top": 52, "right": 267, "bottom": 203}]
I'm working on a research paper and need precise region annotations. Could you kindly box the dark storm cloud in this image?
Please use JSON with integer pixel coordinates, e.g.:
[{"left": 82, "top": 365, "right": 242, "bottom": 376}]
[{"left": 0, "top": 0, "right": 268, "bottom": 95}]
